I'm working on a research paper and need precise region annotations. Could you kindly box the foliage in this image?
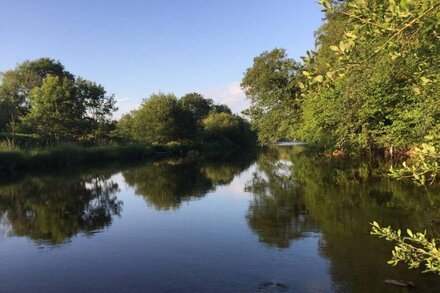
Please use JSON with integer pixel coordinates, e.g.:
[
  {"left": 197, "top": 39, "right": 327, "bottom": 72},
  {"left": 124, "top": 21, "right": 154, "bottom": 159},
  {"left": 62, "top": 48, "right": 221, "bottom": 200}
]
[
  {"left": 371, "top": 221, "right": 440, "bottom": 274},
  {"left": 241, "top": 48, "right": 303, "bottom": 143},
  {"left": 21, "top": 75, "right": 116, "bottom": 142},
  {"left": 113, "top": 113, "right": 135, "bottom": 141},
  {"left": 130, "top": 93, "right": 191, "bottom": 144},
  {"left": 202, "top": 111, "right": 256, "bottom": 146},
  {"left": 242, "top": 0, "right": 440, "bottom": 152},
  {"left": 179, "top": 92, "right": 213, "bottom": 121},
  {"left": 0, "top": 58, "right": 74, "bottom": 129},
  {"left": 117, "top": 91, "right": 256, "bottom": 147},
  {"left": 390, "top": 143, "right": 440, "bottom": 186},
  {"left": 0, "top": 58, "right": 116, "bottom": 143}
]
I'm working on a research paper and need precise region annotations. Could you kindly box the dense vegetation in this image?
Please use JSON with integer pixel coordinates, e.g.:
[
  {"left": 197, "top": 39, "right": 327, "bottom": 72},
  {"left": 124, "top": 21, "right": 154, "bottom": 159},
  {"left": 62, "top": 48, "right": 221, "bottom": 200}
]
[{"left": 242, "top": 0, "right": 439, "bottom": 155}]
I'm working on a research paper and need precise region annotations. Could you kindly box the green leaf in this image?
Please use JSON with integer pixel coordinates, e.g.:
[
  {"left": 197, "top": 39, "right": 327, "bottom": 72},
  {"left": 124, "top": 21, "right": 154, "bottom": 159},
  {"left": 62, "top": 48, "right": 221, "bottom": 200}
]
[
  {"left": 330, "top": 45, "right": 340, "bottom": 52},
  {"left": 313, "top": 75, "right": 324, "bottom": 83}
]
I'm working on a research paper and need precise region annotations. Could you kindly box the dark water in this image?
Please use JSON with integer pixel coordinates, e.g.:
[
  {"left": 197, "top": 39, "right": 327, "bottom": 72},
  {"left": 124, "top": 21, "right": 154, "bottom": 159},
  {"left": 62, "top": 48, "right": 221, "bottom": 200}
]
[{"left": 1, "top": 146, "right": 440, "bottom": 292}]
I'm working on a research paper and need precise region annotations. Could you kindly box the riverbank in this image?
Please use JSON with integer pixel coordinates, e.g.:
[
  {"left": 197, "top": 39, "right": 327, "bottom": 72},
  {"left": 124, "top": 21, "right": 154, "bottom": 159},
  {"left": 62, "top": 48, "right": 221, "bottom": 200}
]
[
  {"left": 0, "top": 144, "right": 157, "bottom": 174},
  {"left": 0, "top": 141, "right": 257, "bottom": 175}
]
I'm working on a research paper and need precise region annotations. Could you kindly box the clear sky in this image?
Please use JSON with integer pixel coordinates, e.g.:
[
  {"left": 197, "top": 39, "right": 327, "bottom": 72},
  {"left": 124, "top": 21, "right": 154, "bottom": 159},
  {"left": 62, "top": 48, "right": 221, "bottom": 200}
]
[{"left": 0, "top": 0, "right": 324, "bottom": 117}]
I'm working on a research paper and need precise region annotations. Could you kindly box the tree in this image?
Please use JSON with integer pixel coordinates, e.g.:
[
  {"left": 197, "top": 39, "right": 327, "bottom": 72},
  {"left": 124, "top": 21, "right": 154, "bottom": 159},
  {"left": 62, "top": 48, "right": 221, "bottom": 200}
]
[
  {"left": 299, "top": 0, "right": 440, "bottom": 152},
  {"left": 241, "top": 49, "right": 303, "bottom": 143},
  {"left": 0, "top": 58, "right": 74, "bottom": 128},
  {"left": 211, "top": 103, "right": 232, "bottom": 115},
  {"left": 131, "top": 93, "right": 188, "bottom": 144},
  {"left": 114, "top": 113, "right": 135, "bottom": 141},
  {"left": 74, "top": 77, "right": 117, "bottom": 141},
  {"left": 202, "top": 111, "right": 255, "bottom": 146},
  {"left": 21, "top": 75, "right": 116, "bottom": 142},
  {"left": 22, "top": 76, "right": 80, "bottom": 141},
  {"left": 242, "top": 1, "right": 439, "bottom": 152},
  {"left": 179, "top": 92, "right": 213, "bottom": 121}
]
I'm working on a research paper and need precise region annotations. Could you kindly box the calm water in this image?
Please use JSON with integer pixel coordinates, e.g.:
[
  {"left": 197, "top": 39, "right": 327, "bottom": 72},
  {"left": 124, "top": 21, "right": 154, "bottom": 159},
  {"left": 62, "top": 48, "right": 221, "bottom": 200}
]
[{"left": 1, "top": 146, "right": 440, "bottom": 292}]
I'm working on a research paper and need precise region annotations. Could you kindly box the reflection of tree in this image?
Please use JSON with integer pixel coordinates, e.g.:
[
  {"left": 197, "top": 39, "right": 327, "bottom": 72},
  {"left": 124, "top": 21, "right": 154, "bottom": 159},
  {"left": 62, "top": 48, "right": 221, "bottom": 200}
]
[
  {"left": 248, "top": 146, "right": 440, "bottom": 291},
  {"left": 0, "top": 174, "right": 122, "bottom": 245},
  {"left": 245, "top": 153, "right": 318, "bottom": 248},
  {"left": 123, "top": 160, "right": 214, "bottom": 210},
  {"left": 289, "top": 152, "right": 440, "bottom": 292},
  {"left": 123, "top": 151, "right": 256, "bottom": 211}
]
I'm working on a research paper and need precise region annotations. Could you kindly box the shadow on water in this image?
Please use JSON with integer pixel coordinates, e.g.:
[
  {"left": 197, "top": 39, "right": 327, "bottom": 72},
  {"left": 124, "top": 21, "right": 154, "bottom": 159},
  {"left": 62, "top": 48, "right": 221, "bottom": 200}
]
[{"left": 245, "top": 145, "right": 440, "bottom": 292}]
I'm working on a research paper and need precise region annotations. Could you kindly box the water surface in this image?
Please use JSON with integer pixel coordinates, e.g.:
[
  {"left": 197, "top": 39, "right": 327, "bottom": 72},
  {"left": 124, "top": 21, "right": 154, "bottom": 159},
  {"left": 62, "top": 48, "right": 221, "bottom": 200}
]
[{"left": 1, "top": 146, "right": 440, "bottom": 292}]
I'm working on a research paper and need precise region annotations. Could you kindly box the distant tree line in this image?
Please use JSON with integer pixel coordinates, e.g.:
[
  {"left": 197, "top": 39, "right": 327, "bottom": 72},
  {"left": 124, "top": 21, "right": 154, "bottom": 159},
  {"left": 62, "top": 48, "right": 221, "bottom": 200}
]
[
  {"left": 114, "top": 92, "right": 256, "bottom": 147},
  {"left": 0, "top": 59, "right": 256, "bottom": 148}
]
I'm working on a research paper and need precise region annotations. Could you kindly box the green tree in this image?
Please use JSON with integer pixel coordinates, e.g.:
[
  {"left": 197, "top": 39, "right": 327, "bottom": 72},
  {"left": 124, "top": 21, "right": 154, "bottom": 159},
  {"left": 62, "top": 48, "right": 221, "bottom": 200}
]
[
  {"left": 22, "top": 76, "right": 80, "bottom": 141},
  {"left": 202, "top": 111, "right": 254, "bottom": 146},
  {"left": 114, "top": 113, "right": 135, "bottom": 141},
  {"left": 179, "top": 92, "right": 213, "bottom": 121},
  {"left": 0, "top": 58, "right": 74, "bottom": 129},
  {"left": 74, "top": 77, "right": 117, "bottom": 141},
  {"left": 21, "top": 75, "right": 116, "bottom": 142},
  {"left": 299, "top": 0, "right": 440, "bottom": 152},
  {"left": 241, "top": 48, "right": 303, "bottom": 143},
  {"left": 131, "top": 93, "right": 188, "bottom": 144}
]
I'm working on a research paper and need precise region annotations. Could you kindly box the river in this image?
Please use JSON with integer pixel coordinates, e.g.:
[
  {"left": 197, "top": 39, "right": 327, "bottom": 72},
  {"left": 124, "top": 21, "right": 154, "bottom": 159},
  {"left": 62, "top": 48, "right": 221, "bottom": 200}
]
[{"left": 1, "top": 145, "right": 440, "bottom": 292}]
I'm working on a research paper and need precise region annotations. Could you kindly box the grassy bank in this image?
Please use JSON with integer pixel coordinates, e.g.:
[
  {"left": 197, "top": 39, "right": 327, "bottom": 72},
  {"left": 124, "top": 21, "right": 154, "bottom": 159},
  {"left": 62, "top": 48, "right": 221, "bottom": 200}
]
[{"left": 0, "top": 144, "right": 159, "bottom": 174}]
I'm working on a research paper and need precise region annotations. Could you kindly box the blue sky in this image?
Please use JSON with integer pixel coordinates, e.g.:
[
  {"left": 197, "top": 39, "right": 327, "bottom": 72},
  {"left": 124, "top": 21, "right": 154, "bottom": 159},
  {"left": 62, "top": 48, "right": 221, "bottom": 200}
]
[{"left": 0, "top": 0, "right": 324, "bottom": 116}]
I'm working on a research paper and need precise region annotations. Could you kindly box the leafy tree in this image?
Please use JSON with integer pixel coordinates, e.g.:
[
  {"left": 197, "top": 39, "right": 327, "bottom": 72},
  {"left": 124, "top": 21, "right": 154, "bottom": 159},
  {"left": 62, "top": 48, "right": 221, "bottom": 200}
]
[
  {"left": 73, "top": 77, "right": 117, "bottom": 141},
  {"left": 299, "top": 0, "right": 440, "bottom": 152},
  {"left": 114, "top": 113, "right": 135, "bottom": 141},
  {"left": 131, "top": 93, "right": 189, "bottom": 144},
  {"left": 21, "top": 76, "right": 80, "bottom": 141},
  {"left": 202, "top": 112, "right": 255, "bottom": 146},
  {"left": 0, "top": 58, "right": 74, "bottom": 128},
  {"left": 179, "top": 92, "right": 213, "bottom": 121},
  {"left": 241, "top": 48, "right": 303, "bottom": 143},
  {"left": 211, "top": 103, "right": 232, "bottom": 114},
  {"left": 242, "top": 1, "right": 439, "bottom": 153},
  {"left": 21, "top": 75, "right": 116, "bottom": 142}
]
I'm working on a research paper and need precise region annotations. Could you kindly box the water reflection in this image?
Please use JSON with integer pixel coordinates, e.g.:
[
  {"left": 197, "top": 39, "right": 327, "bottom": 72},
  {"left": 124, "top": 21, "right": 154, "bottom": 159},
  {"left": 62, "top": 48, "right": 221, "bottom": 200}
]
[
  {"left": 245, "top": 146, "right": 440, "bottom": 292},
  {"left": 123, "top": 152, "right": 256, "bottom": 210},
  {"left": 245, "top": 156, "right": 318, "bottom": 248},
  {"left": 2, "top": 147, "right": 440, "bottom": 292},
  {"left": 0, "top": 173, "right": 122, "bottom": 245}
]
